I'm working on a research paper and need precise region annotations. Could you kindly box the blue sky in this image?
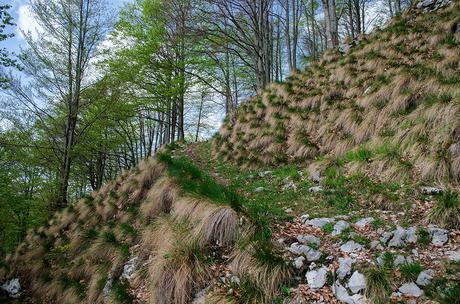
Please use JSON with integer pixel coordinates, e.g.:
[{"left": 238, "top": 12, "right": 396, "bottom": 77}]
[{"left": 2, "top": 0, "right": 129, "bottom": 56}]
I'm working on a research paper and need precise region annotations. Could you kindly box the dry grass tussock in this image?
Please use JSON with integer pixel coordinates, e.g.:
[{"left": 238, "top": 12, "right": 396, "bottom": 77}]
[
  {"left": 145, "top": 216, "right": 213, "bottom": 304},
  {"left": 213, "top": 2, "right": 460, "bottom": 186}
]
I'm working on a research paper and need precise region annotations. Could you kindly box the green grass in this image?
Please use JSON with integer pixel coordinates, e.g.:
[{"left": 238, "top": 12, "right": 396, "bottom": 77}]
[
  {"left": 365, "top": 267, "right": 392, "bottom": 304},
  {"left": 428, "top": 190, "right": 460, "bottom": 229},
  {"left": 399, "top": 262, "right": 423, "bottom": 281},
  {"left": 102, "top": 231, "right": 117, "bottom": 244},
  {"left": 322, "top": 222, "right": 334, "bottom": 234},
  {"left": 157, "top": 149, "right": 242, "bottom": 211},
  {"left": 111, "top": 280, "right": 133, "bottom": 304},
  {"left": 418, "top": 228, "right": 430, "bottom": 246}
]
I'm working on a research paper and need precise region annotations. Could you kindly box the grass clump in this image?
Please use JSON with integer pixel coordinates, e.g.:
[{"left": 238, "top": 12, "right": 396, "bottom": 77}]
[
  {"left": 418, "top": 227, "right": 430, "bottom": 246},
  {"left": 399, "top": 262, "right": 423, "bottom": 281},
  {"left": 157, "top": 151, "right": 242, "bottom": 211},
  {"left": 322, "top": 222, "right": 334, "bottom": 234},
  {"left": 111, "top": 279, "right": 132, "bottom": 304},
  {"left": 365, "top": 267, "right": 392, "bottom": 304},
  {"left": 102, "top": 231, "right": 117, "bottom": 244},
  {"left": 428, "top": 190, "right": 460, "bottom": 229}
]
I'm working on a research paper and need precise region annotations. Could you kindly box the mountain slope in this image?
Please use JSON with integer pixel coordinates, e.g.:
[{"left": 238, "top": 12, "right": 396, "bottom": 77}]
[
  {"left": 214, "top": 1, "right": 460, "bottom": 185},
  {"left": 2, "top": 1, "right": 460, "bottom": 304}
]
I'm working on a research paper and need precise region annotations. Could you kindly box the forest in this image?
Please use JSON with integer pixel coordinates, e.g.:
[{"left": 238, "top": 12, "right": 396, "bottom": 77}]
[
  {"left": 0, "top": 0, "right": 412, "bottom": 261},
  {"left": 1, "top": 0, "right": 460, "bottom": 302}
]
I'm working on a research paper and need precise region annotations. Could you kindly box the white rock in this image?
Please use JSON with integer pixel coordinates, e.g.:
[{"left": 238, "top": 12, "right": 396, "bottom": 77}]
[
  {"left": 306, "top": 266, "right": 328, "bottom": 289},
  {"left": 388, "top": 227, "right": 406, "bottom": 247},
  {"left": 348, "top": 271, "right": 366, "bottom": 294},
  {"left": 288, "top": 242, "right": 309, "bottom": 255},
  {"left": 355, "top": 217, "right": 374, "bottom": 229},
  {"left": 305, "top": 217, "right": 334, "bottom": 228},
  {"left": 309, "top": 186, "right": 323, "bottom": 193},
  {"left": 282, "top": 178, "right": 297, "bottom": 191},
  {"left": 300, "top": 214, "right": 310, "bottom": 224},
  {"left": 394, "top": 255, "right": 407, "bottom": 266},
  {"left": 406, "top": 227, "right": 417, "bottom": 244},
  {"left": 340, "top": 241, "right": 363, "bottom": 253},
  {"left": 297, "top": 234, "right": 321, "bottom": 246},
  {"left": 121, "top": 256, "right": 138, "bottom": 280},
  {"left": 428, "top": 226, "right": 448, "bottom": 246},
  {"left": 337, "top": 257, "right": 354, "bottom": 280},
  {"left": 288, "top": 242, "right": 321, "bottom": 261},
  {"left": 399, "top": 282, "right": 423, "bottom": 297},
  {"left": 310, "top": 171, "right": 321, "bottom": 183},
  {"left": 230, "top": 275, "right": 240, "bottom": 285},
  {"left": 332, "top": 220, "right": 350, "bottom": 236},
  {"left": 332, "top": 281, "right": 354, "bottom": 304},
  {"left": 284, "top": 208, "right": 293, "bottom": 213},
  {"left": 446, "top": 250, "right": 460, "bottom": 262},
  {"left": 258, "top": 170, "right": 272, "bottom": 177},
  {"left": 293, "top": 256, "right": 305, "bottom": 269},
  {"left": 350, "top": 294, "right": 367, "bottom": 304},
  {"left": 380, "top": 231, "right": 393, "bottom": 244},
  {"left": 1, "top": 278, "right": 21, "bottom": 298},
  {"left": 416, "top": 270, "right": 434, "bottom": 287},
  {"left": 421, "top": 186, "right": 442, "bottom": 195},
  {"left": 370, "top": 240, "right": 382, "bottom": 249}
]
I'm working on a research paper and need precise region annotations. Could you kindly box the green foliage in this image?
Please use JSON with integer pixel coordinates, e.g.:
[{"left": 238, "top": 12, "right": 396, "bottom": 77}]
[
  {"left": 229, "top": 275, "right": 264, "bottom": 303},
  {"left": 102, "top": 231, "right": 117, "bottom": 244},
  {"left": 418, "top": 228, "right": 430, "bottom": 246},
  {"left": 112, "top": 280, "right": 133, "bottom": 304},
  {"left": 322, "top": 222, "right": 334, "bottom": 234},
  {"left": 399, "top": 262, "right": 423, "bottom": 281},
  {"left": 157, "top": 151, "right": 242, "bottom": 211}
]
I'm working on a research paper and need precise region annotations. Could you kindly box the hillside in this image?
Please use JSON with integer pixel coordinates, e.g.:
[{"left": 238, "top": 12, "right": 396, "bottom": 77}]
[
  {"left": 214, "top": 0, "right": 460, "bottom": 185},
  {"left": 1, "top": 1, "right": 460, "bottom": 304}
]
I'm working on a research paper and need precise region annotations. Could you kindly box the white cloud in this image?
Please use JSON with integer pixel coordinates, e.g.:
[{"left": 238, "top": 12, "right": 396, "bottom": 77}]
[{"left": 17, "top": 4, "right": 39, "bottom": 39}]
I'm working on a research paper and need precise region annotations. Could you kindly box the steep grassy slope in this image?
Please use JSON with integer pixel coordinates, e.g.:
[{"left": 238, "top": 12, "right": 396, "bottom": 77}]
[
  {"left": 0, "top": 151, "right": 237, "bottom": 303},
  {"left": 2, "top": 2, "right": 460, "bottom": 304},
  {"left": 214, "top": 1, "right": 460, "bottom": 185}
]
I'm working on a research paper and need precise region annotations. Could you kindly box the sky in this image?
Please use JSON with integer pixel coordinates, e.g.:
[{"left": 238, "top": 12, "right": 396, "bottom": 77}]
[{"left": 2, "top": 0, "right": 129, "bottom": 55}]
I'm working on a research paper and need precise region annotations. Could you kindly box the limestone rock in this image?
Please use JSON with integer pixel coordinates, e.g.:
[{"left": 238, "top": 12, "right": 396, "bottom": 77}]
[
  {"left": 293, "top": 256, "right": 306, "bottom": 269},
  {"left": 348, "top": 271, "right": 366, "bottom": 294},
  {"left": 421, "top": 186, "right": 443, "bottom": 195},
  {"left": 446, "top": 250, "right": 460, "bottom": 262},
  {"left": 305, "top": 217, "right": 334, "bottom": 228},
  {"left": 340, "top": 241, "right": 363, "bottom": 253},
  {"left": 388, "top": 226, "right": 417, "bottom": 247},
  {"left": 1, "top": 278, "right": 21, "bottom": 298},
  {"left": 394, "top": 255, "right": 407, "bottom": 266},
  {"left": 428, "top": 226, "right": 448, "bottom": 246},
  {"left": 282, "top": 178, "right": 297, "bottom": 191},
  {"left": 337, "top": 257, "right": 354, "bottom": 280},
  {"left": 332, "top": 281, "right": 354, "bottom": 304},
  {"left": 399, "top": 282, "right": 423, "bottom": 297},
  {"left": 355, "top": 217, "right": 374, "bottom": 229},
  {"left": 416, "top": 0, "right": 451, "bottom": 12},
  {"left": 306, "top": 266, "right": 328, "bottom": 289},
  {"left": 288, "top": 242, "right": 321, "bottom": 261},
  {"left": 297, "top": 234, "right": 321, "bottom": 246},
  {"left": 332, "top": 220, "right": 350, "bottom": 236},
  {"left": 309, "top": 186, "right": 323, "bottom": 193},
  {"left": 121, "top": 256, "right": 138, "bottom": 280},
  {"left": 416, "top": 270, "right": 434, "bottom": 287}
]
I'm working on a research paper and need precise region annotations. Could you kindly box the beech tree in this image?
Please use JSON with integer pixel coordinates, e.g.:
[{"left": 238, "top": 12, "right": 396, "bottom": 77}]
[{"left": 15, "top": 0, "right": 112, "bottom": 207}]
